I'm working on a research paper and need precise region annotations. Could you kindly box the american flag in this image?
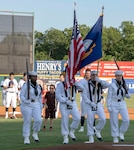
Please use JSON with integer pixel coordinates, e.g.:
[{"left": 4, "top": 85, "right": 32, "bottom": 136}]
[{"left": 66, "top": 9, "right": 85, "bottom": 89}]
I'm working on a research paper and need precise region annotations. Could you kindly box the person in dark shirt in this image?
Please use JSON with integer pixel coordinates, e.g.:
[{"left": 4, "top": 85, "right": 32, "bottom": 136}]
[{"left": 43, "top": 84, "right": 57, "bottom": 131}]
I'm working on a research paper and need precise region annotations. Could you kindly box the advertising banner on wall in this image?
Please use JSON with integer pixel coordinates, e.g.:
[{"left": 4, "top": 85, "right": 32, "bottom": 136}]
[
  {"left": 34, "top": 60, "right": 67, "bottom": 76},
  {"left": 34, "top": 60, "right": 134, "bottom": 93},
  {"left": 79, "top": 61, "right": 134, "bottom": 78},
  {"left": 35, "top": 60, "right": 134, "bottom": 78}
]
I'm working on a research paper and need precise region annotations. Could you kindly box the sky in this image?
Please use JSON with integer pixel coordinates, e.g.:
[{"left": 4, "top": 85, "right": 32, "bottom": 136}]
[{"left": 0, "top": 0, "right": 134, "bottom": 32}]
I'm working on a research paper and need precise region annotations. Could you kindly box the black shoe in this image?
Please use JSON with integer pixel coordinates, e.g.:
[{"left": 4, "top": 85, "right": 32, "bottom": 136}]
[
  {"left": 43, "top": 126, "right": 46, "bottom": 130},
  {"left": 97, "top": 137, "right": 103, "bottom": 141},
  {"left": 49, "top": 126, "right": 53, "bottom": 131},
  {"left": 71, "top": 138, "right": 76, "bottom": 141}
]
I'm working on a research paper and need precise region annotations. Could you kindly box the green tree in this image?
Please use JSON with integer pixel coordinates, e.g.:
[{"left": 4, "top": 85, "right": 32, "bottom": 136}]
[
  {"left": 118, "top": 21, "right": 134, "bottom": 61},
  {"left": 79, "top": 24, "right": 90, "bottom": 38},
  {"left": 34, "top": 21, "right": 134, "bottom": 62},
  {"left": 43, "top": 28, "right": 69, "bottom": 60},
  {"left": 102, "top": 27, "right": 122, "bottom": 60},
  {"left": 34, "top": 31, "right": 44, "bottom": 53}
]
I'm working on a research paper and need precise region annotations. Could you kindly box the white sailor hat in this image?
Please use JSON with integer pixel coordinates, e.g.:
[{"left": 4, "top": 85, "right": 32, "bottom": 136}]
[
  {"left": 28, "top": 71, "right": 37, "bottom": 76},
  {"left": 114, "top": 70, "right": 123, "bottom": 75},
  {"left": 91, "top": 70, "right": 97, "bottom": 75}
]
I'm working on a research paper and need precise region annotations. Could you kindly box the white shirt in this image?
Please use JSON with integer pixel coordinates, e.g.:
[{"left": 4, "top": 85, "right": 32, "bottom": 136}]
[
  {"left": 3, "top": 78, "right": 18, "bottom": 94},
  {"left": 18, "top": 79, "right": 25, "bottom": 89}
]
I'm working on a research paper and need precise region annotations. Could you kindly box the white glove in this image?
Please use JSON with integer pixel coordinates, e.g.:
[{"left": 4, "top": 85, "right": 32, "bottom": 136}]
[
  {"left": 66, "top": 100, "right": 72, "bottom": 106},
  {"left": 71, "top": 97, "right": 75, "bottom": 101},
  {"left": 86, "top": 101, "right": 91, "bottom": 105},
  {"left": 126, "top": 94, "right": 131, "bottom": 98},
  {"left": 90, "top": 102, "right": 97, "bottom": 109},
  {"left": 66, "top": 100, "right": 73, "bottom": 109},
  {"left": 107, "top": 106, "right": 112, "bottom": 112},
  {"left": 23, "top": 100, "right": 31, "bottom": 104},
  {"left": 95, "top": 77, "right": 101, "bottom": 83}
]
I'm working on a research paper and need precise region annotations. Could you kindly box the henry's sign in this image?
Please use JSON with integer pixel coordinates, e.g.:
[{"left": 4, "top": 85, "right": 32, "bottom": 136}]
[{"left": 34, "top": 60, "right": 66, "bottom": 76}]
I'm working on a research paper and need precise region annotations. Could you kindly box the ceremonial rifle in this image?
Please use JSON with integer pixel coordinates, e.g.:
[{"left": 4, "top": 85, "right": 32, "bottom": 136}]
[{"left": 26, "top": 58, "right": 30, "bottom": 99}]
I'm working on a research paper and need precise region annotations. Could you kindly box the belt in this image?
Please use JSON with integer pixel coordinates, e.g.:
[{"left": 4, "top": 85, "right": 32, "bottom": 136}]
[
  {"left": 31, "top": 99, "right": 38, "bottom": 102},
  {"left": 7, "top": 91, "right": 15, "bottom": 93},
  {"left": 97, "top": 99, "right": 101, "bottom": 103},
  {"left": 117, "top": 99, "right": 121, "bottom": 102},
  {"left": 67, "top": 97, "right": 75, "bottom": 101}
]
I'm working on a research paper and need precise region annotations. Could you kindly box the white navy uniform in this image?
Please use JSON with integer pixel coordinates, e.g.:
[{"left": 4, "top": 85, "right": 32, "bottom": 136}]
[
  {"left": 56, "top": 81, "right": 80, "bottom": 144},
  {"left": 55, "top": 81, "right": 60, "bottom": 118},
  {"left": 80, "top": 78, "right": 109, "bottom": 138},
  {"left": 20, "top": 81, "right": 42, "bottom": 138},
  {"left": 78, "top": 78, "right": 87, "bottom": 116},
  {"left": 106, "top": 79, "right": 130, "bottom": 139}
]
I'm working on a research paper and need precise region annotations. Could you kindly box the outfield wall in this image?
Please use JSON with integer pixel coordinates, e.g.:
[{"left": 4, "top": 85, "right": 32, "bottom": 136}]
[{"left": 0, "top": 61, "right": 134, "bottom": 93}]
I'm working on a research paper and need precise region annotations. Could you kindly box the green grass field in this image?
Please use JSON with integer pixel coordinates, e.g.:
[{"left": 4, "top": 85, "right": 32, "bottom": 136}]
[{"left": 0, "top": 118, "right": 134, "bottom": 150}]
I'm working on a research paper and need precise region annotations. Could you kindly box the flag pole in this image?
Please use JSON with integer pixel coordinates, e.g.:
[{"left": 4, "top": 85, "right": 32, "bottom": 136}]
[
  {"left": 93, "top": 6, "right": 104, "bottom": 109},
  {"left": 69, "top": 2, "right": 76, "bottom": 102},
  {"left": 92, "top": 6, "right": 104, "bottom": 109},
  {"left": 91, "top": 60, "right": 100, "bottom": 111},
  {"left": 93, "top": 6, "right": 104, "bottom": 108},
  {"left": 95, "top": 61, "right": 100, "bottom": 102},
  {"left": 102, "top": 6, "right": 104, "bottom": 14},
  {"left": 73, "top": 2, "right": 76, "bottom": 8}
]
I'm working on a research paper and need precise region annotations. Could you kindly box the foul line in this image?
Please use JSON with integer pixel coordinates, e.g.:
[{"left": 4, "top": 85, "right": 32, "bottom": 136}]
[{"left": 113, "top": 144, "right": 134, "bottom": 147}]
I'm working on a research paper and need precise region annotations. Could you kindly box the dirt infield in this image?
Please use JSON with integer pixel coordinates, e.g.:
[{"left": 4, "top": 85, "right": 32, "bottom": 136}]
[
  {"left": 0, "top": 106, "right": 134, "bottom": 120},
  {"left": 29, "top": 143, "right": 134, "bottom": 150}
]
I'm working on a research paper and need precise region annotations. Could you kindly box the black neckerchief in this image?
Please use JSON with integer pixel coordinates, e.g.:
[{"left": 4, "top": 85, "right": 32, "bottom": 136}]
[
  {"left": 88, "top": 79, "right": 102, "bottom": 102},
  {"left": 116, "top": 80, "right": 123, "bottom": 96},
  {"left": 30, "top": 82, "right": 38, "bottom": 96},
  {"left": 62, "top": 82, "right": 76, "bottom": 98}
]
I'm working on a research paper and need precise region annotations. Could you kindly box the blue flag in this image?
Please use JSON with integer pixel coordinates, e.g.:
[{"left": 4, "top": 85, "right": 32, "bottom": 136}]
[{"left": 79, "top": 14, "right": 103, "bottom": 69}]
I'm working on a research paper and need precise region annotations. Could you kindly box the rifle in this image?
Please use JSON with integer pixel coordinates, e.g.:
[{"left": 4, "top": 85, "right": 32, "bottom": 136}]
[
  {"left": 114, "top": 58, "right": 120, "bottom": 70},
  {"left": 114, "top": 58, "right": 128, "bottom": 94},
  {"left": 26, "top": 58, "right": 30, "bottom": 99}
]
